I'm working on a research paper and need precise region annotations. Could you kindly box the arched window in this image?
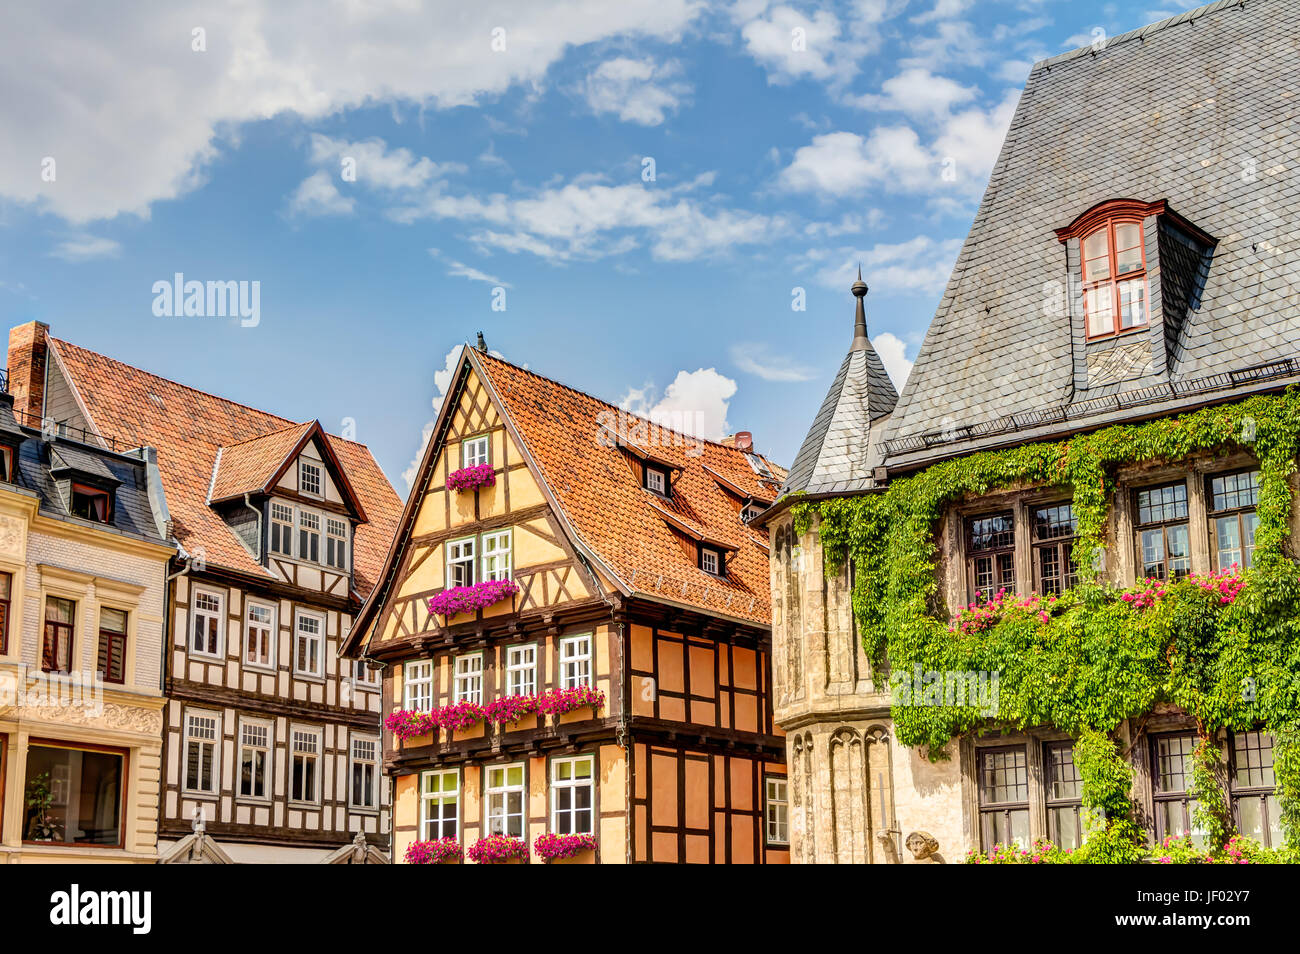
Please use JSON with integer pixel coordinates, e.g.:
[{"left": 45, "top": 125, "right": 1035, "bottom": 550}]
[{"left": 1081, "top": 216, "right": 1148, "bottom": 338}]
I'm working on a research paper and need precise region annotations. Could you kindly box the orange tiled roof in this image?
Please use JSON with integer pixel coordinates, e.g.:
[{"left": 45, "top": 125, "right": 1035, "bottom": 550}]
[
  {"left": 208, "top": 421, "right": 313, "bottom": 503},
  {"left": 473, "top": 350, "right": 782, "bottom": 626},
  {"left": 49, "top": 339, "right": 401, "bottom": 597}
]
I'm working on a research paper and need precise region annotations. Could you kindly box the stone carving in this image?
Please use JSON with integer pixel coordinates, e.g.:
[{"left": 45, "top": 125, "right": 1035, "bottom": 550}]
[
  {"left": 0, "top": 513, "right": 23, "bottom": 555},
  {"left": 14, "top": 701, "right": 163, "bottom": 735},
  {"left": 1086, "top": 338, "right": 1153, "bottom": 388}
]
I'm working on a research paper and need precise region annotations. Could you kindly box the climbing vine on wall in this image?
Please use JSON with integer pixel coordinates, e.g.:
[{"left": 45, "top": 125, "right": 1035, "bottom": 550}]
[{"left": 792, "top": 390, "right": 1300, "bottom": 855}]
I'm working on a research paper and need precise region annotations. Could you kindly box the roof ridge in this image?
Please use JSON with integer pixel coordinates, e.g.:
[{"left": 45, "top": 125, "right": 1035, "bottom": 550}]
[
  {"left": 218, "top": 419, "right": 313, "bottom": 450},
  {"left": 1032, "top": 0, "right": 1246, "bottom": 71},
  {"left": 52, "top": 338, "right": 374, "bottom": 451},
  {"left": 473, "top": 348, "right": 780, "bottom": 466}
]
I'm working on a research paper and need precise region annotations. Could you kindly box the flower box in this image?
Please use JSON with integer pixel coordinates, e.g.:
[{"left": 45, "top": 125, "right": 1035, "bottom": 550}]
[
  {"left": 405, "top": 837, "right": 462, "bottom": 865},
  {"left": 536, "top": 685, "right": 606, "bottom": 718},
  {"left": 534, "top": 833, "right": 597, "bottom": 863},
  {"left": 484, "top": 694, "right": 539, "bottom": 728},
  {"left": 428, "top": 579, "right": 519, "bottom": 618},
  {"left": 447, "top": 464, "right": 496, "bottom": 492},
  {"left": 384, "top": 709, "right": 439, "bottom": 742},
  {"left": 467, "top": 834, "right": 529, "bottom": 864}
]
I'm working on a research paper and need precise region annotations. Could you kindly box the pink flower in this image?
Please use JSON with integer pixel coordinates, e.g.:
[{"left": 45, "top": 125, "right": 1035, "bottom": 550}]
[
  {"left": 428, "top": 579, "right": 519, "bottom": 617},
  {"left": 446, "top": 464, "right": 496, "bottom": 492}
]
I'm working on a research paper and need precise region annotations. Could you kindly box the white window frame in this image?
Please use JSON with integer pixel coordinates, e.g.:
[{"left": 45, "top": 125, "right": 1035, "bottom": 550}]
[
  {"left": 325, "top": 516, "right": 349, "bottom": 571},
  {"left": 454, "top": 653, "right": 483, "bottom": 704},
  {"left": 290, "top": 725, "right": 322, "bottom": 804},
  {"left": 505, "top": 643, "right": 537, "bottom": 696},
  {"left": 293, "top": 609, "right": 325, "bottom": 678},
  {"left": 183, "top": 708, "right": 220, "bottom": 795},
  {"left": 485, "top": 762, "right": 526, "bottom": 837},
  {"left": 404, "top": 659, "right": 434, "bottom": 711},
  {"left": 243, "top": 599, "right": 277, "bottom": 671},
  {"left": 559, "top": 634, "right": 592, "bottom": 690},
  {"left": 550, "top": 754, "right": 595, "bottom": 836},
  {"left": 421, "top": 768, "right": 460, "bottom": 841},
  {"left": 190, "top": 587, "right": 225, "bottom": 659},
  {"left": 701, "top": 547, "right": 720, "bottom": 576},
  {"left": 352, "top": 658, "right": 379, "bottom": 688},
  {"left": 237, "top": 717, "right": 272, "bottom": 801},
  {"left": 349, "top": 734, "right": 380, "bottom": 811},
  {"left": 270, "top": 501, "right": 295, "bottom": 557},
  {"left": 299, "top": 459, "right": 323, "bottom": 497},
  {"left": 462, "top": 435, "right": 490, "bottom": 469},
  {"left": 765, "top": 777, "right": 789, "bottom": 846},
  {"left": 297, "top": 509, "right": 321, "bottom": 564},
  {"left": 481, "top": 529, "right": 512, "bottom": 583},
  {"left": 447, "top": 536, "right": 476, "bottom": 589},
  {"left": 645, "top": 466, "right": 666, "bottom": 494}
]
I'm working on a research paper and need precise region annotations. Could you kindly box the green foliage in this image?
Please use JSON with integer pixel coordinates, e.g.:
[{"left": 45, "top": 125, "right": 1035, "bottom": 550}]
[{"left": 793, "top": 390, "right": 1300, "bottom": 857}]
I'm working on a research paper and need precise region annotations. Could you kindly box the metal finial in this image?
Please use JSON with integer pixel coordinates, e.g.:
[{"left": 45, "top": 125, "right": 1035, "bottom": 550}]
[{"left": 851, "top": 267, "right": 869, "bottom": 350}]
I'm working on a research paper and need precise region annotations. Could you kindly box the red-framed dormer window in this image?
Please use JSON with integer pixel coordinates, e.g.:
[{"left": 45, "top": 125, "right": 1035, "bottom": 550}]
[{"left": 1081, "top": 217, "right": 1148, "bottom": 339}]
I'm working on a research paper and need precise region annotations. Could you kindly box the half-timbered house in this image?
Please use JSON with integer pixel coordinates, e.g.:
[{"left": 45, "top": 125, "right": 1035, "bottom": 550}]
[
  {"left": 0, "top": 370, "right": 174, "bottom": 862},
  {"left": 5, "top": 322, "right": 402, "bottom": 863},
  {"left": 760, "top": 0, "right": 1299, "bottom": 863},
  {"left": 344, "top": 342, "right": 789, "bottom": 863}
]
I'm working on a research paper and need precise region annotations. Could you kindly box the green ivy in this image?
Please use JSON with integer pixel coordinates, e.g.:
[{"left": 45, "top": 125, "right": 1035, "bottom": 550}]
[{"left": 792, "top": 390, "right": 1300, "bottom": 856}]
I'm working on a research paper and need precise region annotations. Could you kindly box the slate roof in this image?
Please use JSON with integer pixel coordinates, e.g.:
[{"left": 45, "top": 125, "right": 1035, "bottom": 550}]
[
  {"left": 777, "top": 283, "right": 899, "bottom": 501},
  {"left": 45, "top": 339, "right": 401, "bottom": 597},
  {"left": 881, "top": 0, "right": 1300, "bottom": 468}
]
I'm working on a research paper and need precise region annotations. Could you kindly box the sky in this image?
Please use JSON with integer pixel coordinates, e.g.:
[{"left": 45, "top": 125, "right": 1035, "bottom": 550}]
[{"left": 0, "top": 0, "right": 1205, "bottom": 492}]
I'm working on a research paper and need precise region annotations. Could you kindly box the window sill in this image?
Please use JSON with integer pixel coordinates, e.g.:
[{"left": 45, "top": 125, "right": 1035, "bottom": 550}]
[
  {"left": 1084, "top": 325, "right": 1149, "bottom": 345},
  {"left": 181, "top": 789, "right": 220, "bottom": 801},
  {"left": 234, "top": 794, "right": 273, "bottom": 806},
  {"left": 288, "top": 800, "right": 323, "bottom": 811}
]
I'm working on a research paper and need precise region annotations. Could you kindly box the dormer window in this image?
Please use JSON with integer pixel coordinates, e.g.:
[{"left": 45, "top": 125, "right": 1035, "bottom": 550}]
[
  {"left": 644, "top": 465, "right": 668, "bottom": 496},
  {"left": 299, "top": 460, "right": 323, "bottom": 497},
  {"left": 741, "top": 504, "right": 763, "bottom": 523},
  {"left": 1081, "top": 217, "right": 1148, "bottom": 338},
  {"left": 463, "top": 435, "right": 490, "bottom": 468},
  {"left": 0, "top": 445, "right": 12, "bottom": 483},
  {"left": 71, "top": 483, "right": 112, "bottom": 522},
  {"left": 699, "top": 546, "right": 724, "bottom": 577}
]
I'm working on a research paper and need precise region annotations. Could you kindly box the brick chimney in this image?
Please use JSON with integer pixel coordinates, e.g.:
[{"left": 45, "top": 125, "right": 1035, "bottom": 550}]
[{"left": 7, "top": 320, "right": 50, "bottom": 421}]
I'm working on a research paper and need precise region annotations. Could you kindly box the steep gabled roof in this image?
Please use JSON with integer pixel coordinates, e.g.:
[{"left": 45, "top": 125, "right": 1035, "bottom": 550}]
[
  {"left": 47, "top": 338, "right": 401, "bottom": 596},
  {"left": 882, "top": 0, "right": 1300, "bottom": 467}
]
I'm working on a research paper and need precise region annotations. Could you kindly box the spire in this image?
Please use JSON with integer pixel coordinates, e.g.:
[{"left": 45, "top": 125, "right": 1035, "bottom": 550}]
[{"left": 851, "top": 266, "right": 869, "bottom": 351}]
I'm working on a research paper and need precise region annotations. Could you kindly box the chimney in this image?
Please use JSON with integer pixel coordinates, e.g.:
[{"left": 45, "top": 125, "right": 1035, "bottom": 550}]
[
  {"left": 732, "top": 431, "right": 753, "bottom": 453},
  {"left": 7, "top": 321, "right": 50, "bottom": 421}
]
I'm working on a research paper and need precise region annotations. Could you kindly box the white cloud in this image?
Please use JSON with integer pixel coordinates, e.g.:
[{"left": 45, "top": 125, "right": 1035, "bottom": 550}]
[
  {"left": 429, "top": 248, "right": 510, "bottom": 286},
  {"left": 847, "top": 67, "right": 977, "bottom": 120},
  {"left": 872, "top": 331, "right": 913, "bottom": 390},
  {"left": 799, "top": 234, "right": 961, "bottom": 295},
  {"left": 287, "top": 170, "right": 355, "bottom": 217},
  {"left": 581, "top": 57, "right": 691, "bottom": 126},
  {"left": 732, "top": 1, "right": 889, "bottom": 90},
  {"left": 730, "top": 342, "right": 814, "bottom": 382},
  {"left": 0, "top": 0, "right": 704, "bottom": 223},
  {"left": 48, "top": 232, "right": 121, "bottom": 262},
  {"left": 307, "top": 134, "right": 462, "bottom": 191},
  {"left": 620, "top": 368, "right": 737, "bottom": 441},
  {"left": 402, "top": 344, "right": 466, "bottom": 489},
  {"left": 911, "top": 0, "right": 973, "bottom": 25}
]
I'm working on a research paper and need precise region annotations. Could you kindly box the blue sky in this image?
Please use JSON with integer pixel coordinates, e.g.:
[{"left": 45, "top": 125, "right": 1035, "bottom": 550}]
[{"left": 0, "top": 0, "right": 1203, "bottom": 490}]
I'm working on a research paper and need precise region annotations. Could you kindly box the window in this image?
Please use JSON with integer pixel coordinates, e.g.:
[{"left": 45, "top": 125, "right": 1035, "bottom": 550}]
[
  {"left": 741, "top": 504, "right": 763, "bottom": 523},
  {"left": 977, "top": 745, "right": 1029, "bottom": 850},
  {"left": 184, "top": 710, "right": 219, "bottom": 794},
  {"left": 1230, "top": 730, "right": 1282, "bottom": 848},
  {"left": 454, "top": 653, "right": 482, "bottom": 704},
  {"left": 551, "top": 755, "right": 595, "bottom": 835},
  {"left": 481, "top": 530, "right": 512, "bottom": 582},
  {"left": 462, "top": 435, "right": 490, "bottom": 468},
  {"left": 42, "top": 595, "right": 76, "bottom": 673},
  {"left": 1033, "top": 503, "right": 1078, "bottom": 596},
  {"left": 244, "top": 601, "right": 276, "bottom": 670},
  {"left": 294, "top": 610, "right": 324, "bottom": 677},
  {"left": 352, "top": 658, "right": 379, "bottom": 687},
  {"left": 1209, "top": 470, "right": 1259, "bottom": 571},
  {"left": 1044, "top": 742, "right": 1085, "bottom": 850},
  {"left": 486, "top": 762, "right": 525, "bottom": 837},
  {"left": 350, "top": 735, "right": 379, "bottom": 810},
  {"left": 270, "top": 502, "right": 294, "bottom": 557},
  {"left": 644, "top": 465, "right": 667, "bottom": 495},
  {"left": 421, "top": 769, "right": 460, "bottom": 840},
  {"left": 0, "top": 445, "right": 11, "bottom": 483},
  {"left": 1135, "top": 482, "right": 1191, "bottom": 581},
  {"left": 700, "top": 546, "right": 723, "bottom": 577},
  {"left": 403, "top": 659, "right": 434, "bottom": 711},
  {"left": 1152, "top": 733, "right": 1203, "bottom": 846},
  {"left": 1081, "top": 218, "right": 1147, "bottom": 338},
  {"left": 23, "top": 744, "right": 124, "bottom": 846},
  {"left": 297, "top": 510, "right": 321, "bottom": 563},
  {"left": 447, "top": 537, "right": 476, "bottom": 589},
  {"left": 299, "top": 459, "right": 323, "bottom": 497},
  {"left": 765, "top": 777, "right": 789, "bottom": 846},
  {"left": 70, "top": 483, "right": 112, "bottom": 522},
  {"left": 967, "top": 512, "right": 1016, "bottom": 603},
  {"left": 96, "top": 607, "right": 128, "bottom": 685},
  {"left": 238, "top": 720, "right": 271, "bottom": 799},
  {"left": 191, "top": 588, "right": 223, "bottom": 658},
  {"left": 291, "top": 727, "right": 321, "bottom": 803},
  {"left": 506, "top": 644, "right": 537, "bottom": 696},
  {"left": 559, "top": 635, "right": 592, "bottom": 690},
  {"left": 326, "top": 517, "right": 349, "bottom": 570},
  {"left": 0, "top": 571, "right": 13, "bottom": 656}
]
